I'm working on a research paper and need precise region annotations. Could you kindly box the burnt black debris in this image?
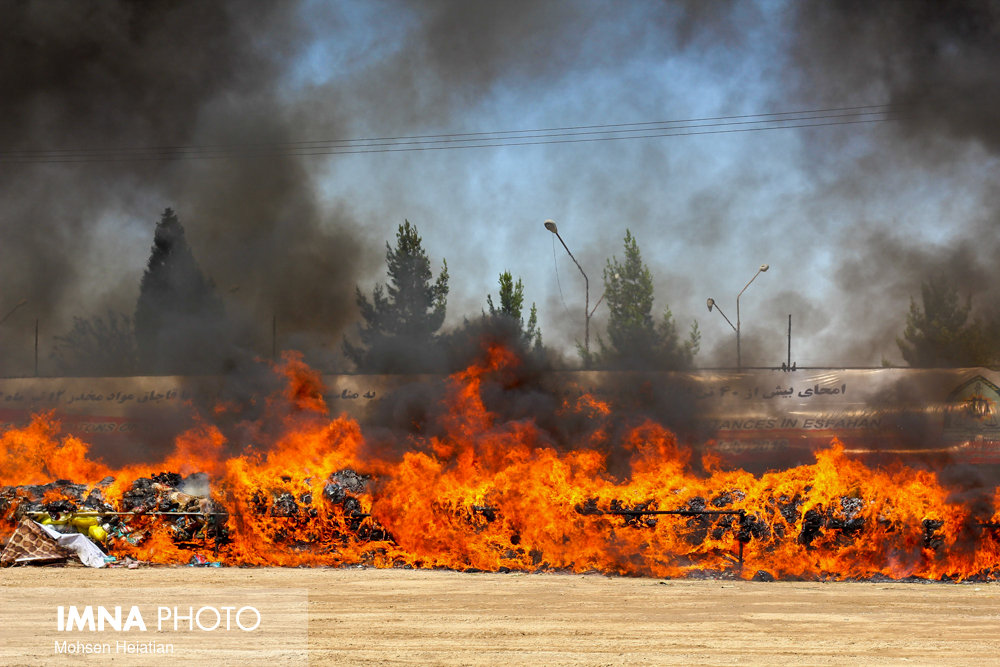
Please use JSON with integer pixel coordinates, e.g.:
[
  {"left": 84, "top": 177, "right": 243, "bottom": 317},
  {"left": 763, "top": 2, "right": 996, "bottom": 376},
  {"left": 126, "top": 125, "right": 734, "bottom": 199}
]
[
  {"left": 573, "top": 498, "right": 602, "bottom": 516},
  {"left": 216, "top": 467, "right": 395, "bottom": 550},
  {"left": 777, "top": 494, "right": 804, "bottom": 525},
  {"left": 471, "top": 505, "right": 497, "bottom": 522},
  {"left": 120, "top": 477, "right": 155, "bottom": 512},
  {"left": 151, "top": 472, "right": 183, "bottom": 487},
  {"left": 117, "top": 473, "right": 229, "bottom": 548},
  {"left": 798, "top": 506, "right": 826, "bottom": 546},
  {"left": 827, "top": 497, "right": 866, "bottom": 535},
  {"left": 740, "top": 514, "right": 770, "bottom": 543},
  {"left": 923, "top": 519, "right": 946, "bottom": 550},
  {"left": 1, "top": 478, "right": 117, "bottom": 522},
  {"left": 321, "top": 469, "right": 373, "bottom": 533},
  {"left": 712, "top": 490, "right": 745, "bottom": 507},
  {"left": 323, "top": 469, "right": 369, "bottom": 505},
  {"left": 83, "top": 476, "right": 116, "bottom": 507},
  {"left": 3, "top": 468, "right": 998, "bottom": 578},
  {"left": 271, "top": 492, "right": 299, "bottom": 518}
]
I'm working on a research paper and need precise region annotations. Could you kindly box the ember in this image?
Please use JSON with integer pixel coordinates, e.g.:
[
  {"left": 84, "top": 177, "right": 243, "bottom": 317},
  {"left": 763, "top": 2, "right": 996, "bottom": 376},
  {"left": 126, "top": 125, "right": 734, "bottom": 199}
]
[{"left": 2, "top": 345, "right": 1000, "bottom": 580}]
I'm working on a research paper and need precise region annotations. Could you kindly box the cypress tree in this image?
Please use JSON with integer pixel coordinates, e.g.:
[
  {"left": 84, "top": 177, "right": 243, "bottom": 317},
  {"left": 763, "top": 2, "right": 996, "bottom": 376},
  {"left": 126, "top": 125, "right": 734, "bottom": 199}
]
[{"left": 134, "top": 208, "right": 229, "bottom": 374}]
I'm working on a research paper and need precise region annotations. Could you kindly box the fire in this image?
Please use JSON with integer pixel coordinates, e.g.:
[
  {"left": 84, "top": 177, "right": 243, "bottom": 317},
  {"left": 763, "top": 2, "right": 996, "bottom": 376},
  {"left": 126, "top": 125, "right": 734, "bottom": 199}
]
[
  {"left": 2, "top": 344, "right": 1000, "bottom": 580},
  {"left": 0, "top": 414, "right": 112, "bottom": 486}
]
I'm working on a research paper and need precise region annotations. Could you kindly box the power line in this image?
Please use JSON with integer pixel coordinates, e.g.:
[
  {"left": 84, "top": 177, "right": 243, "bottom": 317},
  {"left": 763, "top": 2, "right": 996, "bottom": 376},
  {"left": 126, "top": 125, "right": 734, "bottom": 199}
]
[
  {"left": 0, "top": 104, "right": 898, "bottom": 164},
  {"left": 10, "top": 116, "right": 895, "bottom": 163},
  {"left": 3, "top": 104, "right": 893, "bottom": 155},
  {"left": 2, "top": 107, "right": 897, "bottom": 161},
  {"left": 74, "top": 109, "right": 896, "bottom": 153}
]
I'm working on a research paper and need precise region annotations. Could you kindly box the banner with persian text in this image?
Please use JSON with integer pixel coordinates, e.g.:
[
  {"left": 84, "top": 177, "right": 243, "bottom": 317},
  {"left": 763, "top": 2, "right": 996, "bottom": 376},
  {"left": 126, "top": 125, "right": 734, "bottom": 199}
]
[{"left": 1, "top": 368, "right": 998, "bottom": 466}]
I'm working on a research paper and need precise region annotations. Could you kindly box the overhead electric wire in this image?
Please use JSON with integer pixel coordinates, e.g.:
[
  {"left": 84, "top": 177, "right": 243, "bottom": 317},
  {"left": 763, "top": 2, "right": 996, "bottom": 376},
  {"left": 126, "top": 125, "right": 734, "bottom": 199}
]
[
  {"left": 0, "top": 104, "right": 898, "bottom": 164},
  {"left": 2, "top": 103, "right": 892, "bottom": 155},
  {"left": 1, "top": 105, "right": 896, "bottom": 162}
]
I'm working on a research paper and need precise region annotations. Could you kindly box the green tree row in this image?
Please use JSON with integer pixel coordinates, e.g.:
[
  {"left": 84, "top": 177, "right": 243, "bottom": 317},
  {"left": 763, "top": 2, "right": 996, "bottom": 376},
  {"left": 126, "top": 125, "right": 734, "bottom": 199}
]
[
  {"left": 343, "top": 222, "right": 698, "bottom": 373},
  {"left": 40, "top": 213, "right": 739, "bottom": 375},
  {"left": 56, "top": 209, "right": 998, "bottom": 376}
]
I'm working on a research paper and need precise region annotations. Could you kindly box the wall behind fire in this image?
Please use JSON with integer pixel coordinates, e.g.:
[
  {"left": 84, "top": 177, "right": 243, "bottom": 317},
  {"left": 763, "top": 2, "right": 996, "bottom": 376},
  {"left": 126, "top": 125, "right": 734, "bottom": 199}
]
[{"left": 1, "top": 368, "right": 998, "bottom": 467}]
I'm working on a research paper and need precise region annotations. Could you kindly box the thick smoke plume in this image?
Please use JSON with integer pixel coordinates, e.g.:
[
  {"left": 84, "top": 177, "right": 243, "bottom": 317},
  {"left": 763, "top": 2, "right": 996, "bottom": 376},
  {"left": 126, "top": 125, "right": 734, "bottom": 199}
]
[
  {"left": 783, "top": 1, "right": 1000, "bottom": 364},
  {"left": 0, "top": 1, "right": 363, "bottom": 376},
  {"left": 2, "top": 0, "right": 999, "bottom": 376}
]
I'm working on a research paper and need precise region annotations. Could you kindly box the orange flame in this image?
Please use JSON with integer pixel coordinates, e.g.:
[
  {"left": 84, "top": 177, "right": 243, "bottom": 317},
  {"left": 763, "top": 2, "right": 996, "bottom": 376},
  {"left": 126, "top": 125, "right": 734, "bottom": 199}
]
[{"left": 2, "top": 344, "right": 999, "bottom": 580}]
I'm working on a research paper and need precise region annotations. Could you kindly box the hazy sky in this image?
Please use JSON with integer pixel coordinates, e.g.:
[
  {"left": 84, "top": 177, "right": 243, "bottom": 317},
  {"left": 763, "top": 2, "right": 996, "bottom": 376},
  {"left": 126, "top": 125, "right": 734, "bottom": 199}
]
[{"left": 2, "top": 0, "right": 999, "bottom": 374}]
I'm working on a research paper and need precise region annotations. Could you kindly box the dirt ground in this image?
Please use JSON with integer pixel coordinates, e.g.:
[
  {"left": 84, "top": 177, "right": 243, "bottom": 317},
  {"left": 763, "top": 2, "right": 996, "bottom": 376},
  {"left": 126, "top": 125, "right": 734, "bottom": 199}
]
[{"left": 2, "top": 566, "right": 1000, "bottom": 666}]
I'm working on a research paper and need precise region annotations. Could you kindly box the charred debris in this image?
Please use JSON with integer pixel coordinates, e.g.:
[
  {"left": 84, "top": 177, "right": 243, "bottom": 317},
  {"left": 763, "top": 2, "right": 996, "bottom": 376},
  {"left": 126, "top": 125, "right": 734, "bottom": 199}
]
[{"left": 4, "top": 466, "right": 999, "bottom": 581}]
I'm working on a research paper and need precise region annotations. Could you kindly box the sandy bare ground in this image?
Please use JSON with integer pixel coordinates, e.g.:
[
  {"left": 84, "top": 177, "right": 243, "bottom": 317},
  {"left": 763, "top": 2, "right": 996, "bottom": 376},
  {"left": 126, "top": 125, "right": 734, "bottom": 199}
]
[{"left": 2, "top": 566, "right": 1000, "bottom": 666}]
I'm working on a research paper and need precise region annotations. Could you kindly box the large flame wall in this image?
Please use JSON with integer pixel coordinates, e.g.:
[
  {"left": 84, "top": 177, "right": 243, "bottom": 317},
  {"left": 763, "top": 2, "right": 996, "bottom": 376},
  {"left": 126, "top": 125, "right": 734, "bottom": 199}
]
[{"left": 2, "top": 347, "right": 999, "bottom": 580}]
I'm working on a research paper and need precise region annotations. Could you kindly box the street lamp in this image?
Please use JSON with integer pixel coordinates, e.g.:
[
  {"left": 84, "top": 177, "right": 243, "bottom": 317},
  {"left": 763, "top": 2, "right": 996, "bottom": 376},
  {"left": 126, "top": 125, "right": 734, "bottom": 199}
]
[
  {"left": 0, "top": 299, "right": 28, "bottom": 377},
  {"left": 707, "top": 264, "right": 769, "bottom": 370},
  {"left": 706, "top": 298, "right": 735, "bottom": 331},
  {"left": 0, "top": 299, "right": 27, "bottom": 326},
  {"left": 544, "top": 219, "right": 603, "bottom": 359}
]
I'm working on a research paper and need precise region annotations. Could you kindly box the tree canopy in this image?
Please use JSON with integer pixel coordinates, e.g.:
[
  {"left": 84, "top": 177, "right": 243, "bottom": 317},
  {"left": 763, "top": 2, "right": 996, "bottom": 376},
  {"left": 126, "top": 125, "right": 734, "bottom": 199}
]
[
  {"left": 343, "top": 220, "right": 449, "bottom": 373},
  {"left": 897, "top": 275, "right": 995, "bottom": 367},
  {"left": 134, "top": 208, "right": 231, "bottom": 375},
  {"left": 487, "top": 270, "right": 542, "bottom": 352},
  {"left": 50, "top": 310, "right": 137, "bottom": 376},
  {"left": 595, "top": 229, "right": 697, "bottom": 370}
]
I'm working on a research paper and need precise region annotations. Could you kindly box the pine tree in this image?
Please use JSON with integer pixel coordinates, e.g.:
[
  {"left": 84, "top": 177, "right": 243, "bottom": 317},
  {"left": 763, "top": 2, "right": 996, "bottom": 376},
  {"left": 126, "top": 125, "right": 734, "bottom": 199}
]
[
  {"left": 897, "top": 275, "right": 991, "bottom": 367},
  {"left": 487, "top": 271, "right": 542, "bottom": 350},
  {"left": 134, "top": 208, "right": 230, "bottom": 375},
  {"left": 343, "top": 220, "right": 449, "bottom": 372},
  {"left": 596, "top": 230, "right": 696, "bottom": 369}
]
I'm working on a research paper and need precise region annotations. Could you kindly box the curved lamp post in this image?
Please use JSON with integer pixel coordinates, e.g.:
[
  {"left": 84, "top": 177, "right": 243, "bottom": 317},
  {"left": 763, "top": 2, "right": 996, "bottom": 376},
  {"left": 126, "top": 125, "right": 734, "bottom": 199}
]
[
  {"left": 0, "top": 299, "right": 27, "bottom": 326},
  {"left": 707, "top": 264, "right": 768, "bottom": 370},
  {"left": 544, "top": 220, "right": 603, "bottom": 359}
]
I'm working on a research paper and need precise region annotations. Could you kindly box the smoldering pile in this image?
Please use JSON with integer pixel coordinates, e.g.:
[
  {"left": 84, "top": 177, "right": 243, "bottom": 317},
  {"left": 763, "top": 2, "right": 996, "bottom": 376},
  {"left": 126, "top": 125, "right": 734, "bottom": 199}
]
[
  {"left": 0, "top": 472, "right": 230, "bottom": 560},
  {"left": 243, "top": 468, "right": 393, "bottom": 548},
  {"left": 0, "top": 464, "right": 404, "bottom": 569}
]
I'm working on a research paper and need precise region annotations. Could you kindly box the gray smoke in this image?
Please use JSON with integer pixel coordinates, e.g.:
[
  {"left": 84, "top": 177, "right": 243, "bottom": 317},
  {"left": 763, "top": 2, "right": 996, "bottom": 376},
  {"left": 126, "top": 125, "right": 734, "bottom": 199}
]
[
  {"left": 790, "top": 1, "right": 1000, "bottom": 154},
  {"left": 0, "top": 1, "right": 365, "bottom": 376},
  {"left": 779, "top": 0, "right": 1000, "bottom": 364},
  {"left": 2, "top": 0, "right": 999, "bottom": 378}
]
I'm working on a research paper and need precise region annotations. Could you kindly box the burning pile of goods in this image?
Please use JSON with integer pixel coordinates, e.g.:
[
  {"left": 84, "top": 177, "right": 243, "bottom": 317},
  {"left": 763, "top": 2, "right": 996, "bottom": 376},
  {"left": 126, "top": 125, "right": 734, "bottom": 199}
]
[
  {"left": 0, "top": 472, "right": 226, "bottom": 565},
  {"left": 2, "top": 346, "right": 1000, "bottom": 580}
]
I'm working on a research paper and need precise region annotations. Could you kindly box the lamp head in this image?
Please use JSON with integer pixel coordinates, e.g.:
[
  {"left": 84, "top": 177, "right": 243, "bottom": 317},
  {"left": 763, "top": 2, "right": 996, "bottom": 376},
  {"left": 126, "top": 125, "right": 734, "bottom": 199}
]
[
  {"left": 706, "top": 297, "right": 715, "bottom": 312},
  {"left": 544, "top": 219, "right": 558, "bottom": 234},
  {"left": 760, "top": 264, "right": 769, "bottom": 272}
]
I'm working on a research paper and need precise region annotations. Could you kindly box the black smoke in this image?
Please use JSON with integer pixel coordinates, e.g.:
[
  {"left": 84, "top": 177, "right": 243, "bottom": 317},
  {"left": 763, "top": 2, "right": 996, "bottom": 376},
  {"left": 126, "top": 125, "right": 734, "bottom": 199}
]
[
  {"left": 0, "top": 1, "right": 364, "bottom": 377},
  {"left": 3, "top": 0, "right": 1000, "bottom": 375},
  {"left": 780, "top": 0, "right": 1000, "bottom": 364}
]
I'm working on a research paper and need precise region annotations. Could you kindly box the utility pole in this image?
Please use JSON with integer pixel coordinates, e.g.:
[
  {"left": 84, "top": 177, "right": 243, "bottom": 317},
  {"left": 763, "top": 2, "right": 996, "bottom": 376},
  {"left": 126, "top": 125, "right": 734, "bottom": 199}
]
[{"left": 787, "top": 314, "right": 791, "bottom": 370}]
